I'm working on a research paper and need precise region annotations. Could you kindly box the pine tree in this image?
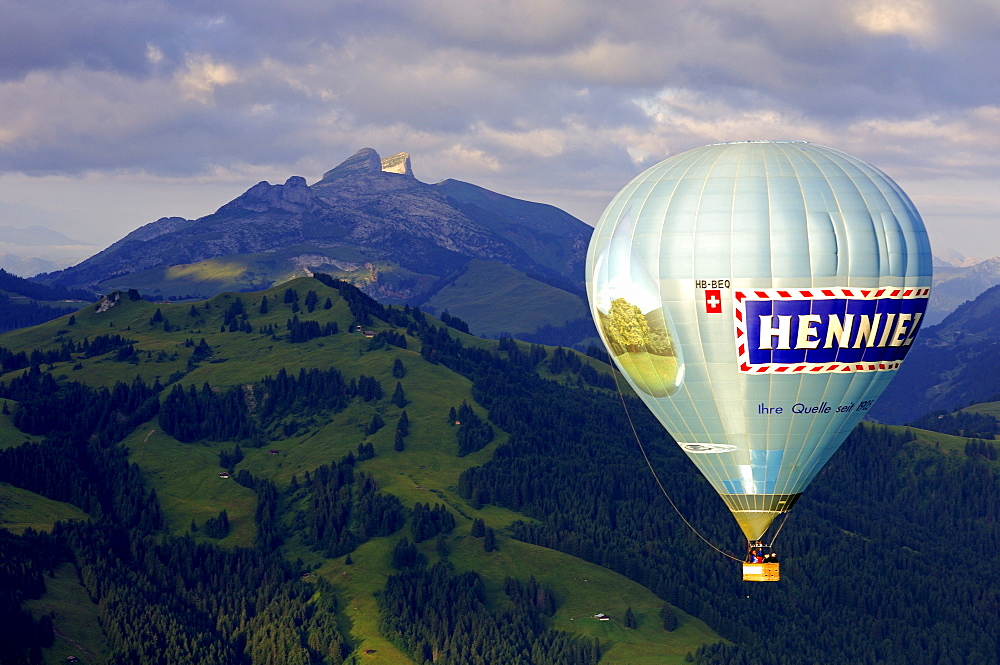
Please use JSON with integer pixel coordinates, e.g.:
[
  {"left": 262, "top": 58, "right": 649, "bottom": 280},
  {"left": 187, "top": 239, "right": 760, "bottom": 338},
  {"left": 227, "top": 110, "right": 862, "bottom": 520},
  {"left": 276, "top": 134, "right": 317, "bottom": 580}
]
[
  {"left": 392, "top": 357, "right": 406, "bottom": 378},
  {"left": 660, "top": 603, "right": 678, "bottom": 631},
  {"left": 259, "top": 295, "right": 269, "bottom": 314},
  {"left": 392, "top": 382, "right": 407, "bottom": 408},
  {"left": 358, "top": 441, "right": 376, "bottom": 460},
  {"left": 471, "top": 518, "right": 486, "bottom": 538},
  {"left": 305, "top": 290, "right": 319, "bottom": 313},
  {"left": 204, "top": 509, "right": 230, "bottom": 538},
  {"left": 436, "top": 535, "right": 449, "bottom": 559},
  {"left": 624, "top": 606, "right": 637, "bottom": 629},
  {"left": 390, "top": 538, "right": 424, "bottom": 569},
  {"left": 483, "top": 527, "right": 497, "bottom": 552}
]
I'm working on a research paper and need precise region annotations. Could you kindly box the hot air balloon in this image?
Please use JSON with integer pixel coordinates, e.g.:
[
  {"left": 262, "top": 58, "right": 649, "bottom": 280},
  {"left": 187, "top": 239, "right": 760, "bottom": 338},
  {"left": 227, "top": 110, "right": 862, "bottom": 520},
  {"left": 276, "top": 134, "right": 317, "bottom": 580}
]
[{"left": 586, "top": 141, "right": 932, "bottom": 580}]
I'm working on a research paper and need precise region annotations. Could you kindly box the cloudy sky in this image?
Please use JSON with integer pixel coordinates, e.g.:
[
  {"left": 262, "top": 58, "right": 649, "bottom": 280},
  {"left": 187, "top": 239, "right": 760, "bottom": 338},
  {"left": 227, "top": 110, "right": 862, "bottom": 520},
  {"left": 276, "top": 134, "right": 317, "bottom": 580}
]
[{"left": 2, "top": 0, "right": 1000, "bottom": 262}]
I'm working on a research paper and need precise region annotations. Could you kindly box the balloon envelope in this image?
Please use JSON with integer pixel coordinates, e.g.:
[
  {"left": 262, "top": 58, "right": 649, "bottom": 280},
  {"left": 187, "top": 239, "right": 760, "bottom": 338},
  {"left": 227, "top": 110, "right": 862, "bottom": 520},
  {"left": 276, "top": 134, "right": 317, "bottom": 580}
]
[{"left": 586, "top": 141, "right": 932, "bottom": 540}]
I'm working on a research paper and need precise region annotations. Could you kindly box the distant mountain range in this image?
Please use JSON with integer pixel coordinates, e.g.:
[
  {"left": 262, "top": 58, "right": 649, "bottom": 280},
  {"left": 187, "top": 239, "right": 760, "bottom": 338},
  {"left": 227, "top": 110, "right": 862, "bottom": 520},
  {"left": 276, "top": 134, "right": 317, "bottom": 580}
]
[
  {"left": 36, "top": 148, "right": 594, "bottom": 343},
  {"left": 926, "top": 254, "right": 1000, "bottom": 325},
  {"left": 0, "top": 225, "right": 101, "bottom": 277}
]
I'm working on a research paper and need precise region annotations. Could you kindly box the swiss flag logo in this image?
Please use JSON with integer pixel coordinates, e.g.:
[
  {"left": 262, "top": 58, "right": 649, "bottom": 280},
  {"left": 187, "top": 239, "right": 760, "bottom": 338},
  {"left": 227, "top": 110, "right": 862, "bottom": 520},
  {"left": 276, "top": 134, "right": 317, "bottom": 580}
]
[{"left": 705, "top": 289, "right": 722, "bottom": 314}]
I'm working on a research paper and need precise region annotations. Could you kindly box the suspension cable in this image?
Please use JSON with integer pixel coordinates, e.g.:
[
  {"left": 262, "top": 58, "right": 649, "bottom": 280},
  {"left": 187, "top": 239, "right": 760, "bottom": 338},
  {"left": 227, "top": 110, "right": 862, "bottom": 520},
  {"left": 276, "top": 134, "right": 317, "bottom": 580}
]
[
  {"left": 766, "top": 511, "right": 789, "bottom": 548},
  {"left": 611, "top": 371, "right": 743, "bottom": 563}
]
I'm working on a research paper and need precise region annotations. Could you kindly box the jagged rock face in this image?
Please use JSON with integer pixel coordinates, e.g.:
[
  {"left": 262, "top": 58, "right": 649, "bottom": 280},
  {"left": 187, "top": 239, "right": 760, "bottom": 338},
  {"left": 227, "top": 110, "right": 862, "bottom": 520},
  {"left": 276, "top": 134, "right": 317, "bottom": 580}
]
[
  {"left": 321, "top": 148, "right": 415, "bottom": 180},
  {"left": 380, "top": 152, "right": 413, "bottom": 177},
  {"left": 94, "top": 291, "right": 121, "bottom": 313},
  {"left": 217, "top": 177, "right": 319, "bottom": 214},
  {"left": 41, "top": 149, "right": 593, "bottom": 299},
  {"left": 321, "top": 147, "right": 383, "bottom": 180}
]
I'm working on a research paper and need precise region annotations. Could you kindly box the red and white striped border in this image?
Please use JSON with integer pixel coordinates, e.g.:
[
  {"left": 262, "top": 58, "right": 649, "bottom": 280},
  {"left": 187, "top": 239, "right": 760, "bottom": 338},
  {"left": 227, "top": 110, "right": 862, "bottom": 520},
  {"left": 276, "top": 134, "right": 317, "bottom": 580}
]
[{"left": 733, "top": 286, "right": 930, "bottom": 374}]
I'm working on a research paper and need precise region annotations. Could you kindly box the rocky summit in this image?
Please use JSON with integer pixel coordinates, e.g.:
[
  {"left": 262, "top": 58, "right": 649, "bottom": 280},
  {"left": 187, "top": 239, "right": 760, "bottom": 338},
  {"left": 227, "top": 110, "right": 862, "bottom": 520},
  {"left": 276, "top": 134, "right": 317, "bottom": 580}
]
[{"left": 36, "top": 149, "right": 593, "bottom": 341}]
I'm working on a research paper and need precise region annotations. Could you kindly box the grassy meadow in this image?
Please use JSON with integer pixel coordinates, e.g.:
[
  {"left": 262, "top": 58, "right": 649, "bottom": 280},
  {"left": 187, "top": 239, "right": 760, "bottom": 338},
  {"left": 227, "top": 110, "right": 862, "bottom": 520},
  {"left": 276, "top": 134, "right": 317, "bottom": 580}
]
[
  {"left": 23, "top": 563, "right": 109, "bottom": 665},
  {"left": 425, "top": 259, "right": 589, "bottom": 337},
  {"left": 0, "top": 483, "right": 89, "bottom": 534}
]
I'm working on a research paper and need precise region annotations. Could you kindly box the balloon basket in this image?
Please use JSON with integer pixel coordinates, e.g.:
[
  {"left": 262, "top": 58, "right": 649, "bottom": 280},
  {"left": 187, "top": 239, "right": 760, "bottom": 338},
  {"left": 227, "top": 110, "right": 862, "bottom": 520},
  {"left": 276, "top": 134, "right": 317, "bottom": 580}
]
[{"left": 742, "top": 562, "right": 780, "bottom": 582}]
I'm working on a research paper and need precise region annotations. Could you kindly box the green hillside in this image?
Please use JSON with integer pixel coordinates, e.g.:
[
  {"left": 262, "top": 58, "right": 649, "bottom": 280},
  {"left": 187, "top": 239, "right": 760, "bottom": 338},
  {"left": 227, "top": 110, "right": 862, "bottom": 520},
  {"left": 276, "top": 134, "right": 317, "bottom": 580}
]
[
  {"left": 0, "top": 398, "right": 40, "bottom": 449},
  {"left": 425, "top": 259, "right": 589, "bottom": 337},
  {"left": 0, "top": 277, "right": 718, "bottom": 665},
  {"left": 70, "top": 250, "right": 591, "bottom": 343},
  {"left": 963, "top": 400, "right": 1000, "bottom": 419},
  {"left": 95, "top": 245, "right": 436, "bottom": 303},
  {"left": 0, "top": 483, "right": 89, "bottom": 534}
]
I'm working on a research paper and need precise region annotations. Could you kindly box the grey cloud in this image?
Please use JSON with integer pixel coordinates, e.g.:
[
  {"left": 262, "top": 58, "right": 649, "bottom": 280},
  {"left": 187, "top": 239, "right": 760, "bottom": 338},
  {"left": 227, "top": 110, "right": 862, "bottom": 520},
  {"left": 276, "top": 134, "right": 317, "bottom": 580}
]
[
  {"left": 1, "top": 0, "right": 999, "bottom": 256},
  {"left": 0, "top": 0, "right": 191, "bottom": 80}
]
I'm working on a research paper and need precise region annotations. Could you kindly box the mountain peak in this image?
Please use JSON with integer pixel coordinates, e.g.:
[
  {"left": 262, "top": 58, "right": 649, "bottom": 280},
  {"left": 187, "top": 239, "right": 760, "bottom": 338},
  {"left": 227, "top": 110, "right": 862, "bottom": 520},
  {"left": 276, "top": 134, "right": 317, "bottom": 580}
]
[
  {"left": 321, "top": 147, "right": 382, "bottom": 180},
  {"left": 320, "top": 148, "right": 415, "bottom": 182}
]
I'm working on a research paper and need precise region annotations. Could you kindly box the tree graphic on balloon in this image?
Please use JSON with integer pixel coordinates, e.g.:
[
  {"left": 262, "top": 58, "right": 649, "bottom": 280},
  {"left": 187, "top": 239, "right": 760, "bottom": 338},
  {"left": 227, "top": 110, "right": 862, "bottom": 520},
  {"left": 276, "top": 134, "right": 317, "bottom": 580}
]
[{"left": 607, "top": 298, "right": 650, "bottom": 351}]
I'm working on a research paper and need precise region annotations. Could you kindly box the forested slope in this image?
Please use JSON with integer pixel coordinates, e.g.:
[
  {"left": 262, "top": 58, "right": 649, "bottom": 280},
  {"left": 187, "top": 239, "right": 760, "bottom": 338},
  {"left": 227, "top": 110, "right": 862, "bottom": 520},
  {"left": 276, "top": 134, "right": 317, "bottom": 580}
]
[
  {"left": 0, "top": 269, "right": 91, "bottom": 334},
  {"left": 448, "top": 347, "right": 1000, "bottom": 665}
]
